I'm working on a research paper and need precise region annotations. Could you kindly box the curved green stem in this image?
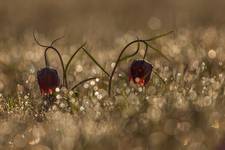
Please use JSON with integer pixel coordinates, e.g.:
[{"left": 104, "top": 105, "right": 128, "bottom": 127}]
[
  {"left": 153, "top": 70, "right": 165, "bottom": 84},
  {"left": 44, "top": 46, "right": 67, "bottom": 87},
  {"left": 71, "top": 77, "right": 97, "bottom": 90},
  {"left": 108, "top": 35, "right": 172, "bottom": 96},
  {"left": 82, "top": 47, "right": 110, "bottom": 77},
  {"left": 119, "top": 40, "right": 140, "bottom": 62},
  {"left": 143, "top": 42, "right": 148, "bottom": 60},
  {"left": 33, "top": 31, "right": 64, "bottom": 47},
  {"left": 145, "top": 31, "right": 174, "bottom": 41},
  {"left": 33, "top": 31, "right": 67, "bottom": 87},
  {"left": 65, "top": 43, "right": 86, "bottom": 74},
  {"left": 145, "top": 43, "right": 171, "bottom": 62},
  {"left": 64, "top": 43, "right": 87, "bottom": 88},
  {"left": 64, "top": 44, "right": 109, "bottom": 89},
  {"left": 50, "top": 35, "right": 64, "bottom": 46},
  {"left": 33, "top": 31, "right": 49, "bottom": 48},
  {"left": 108, "top": 39, "right": 146, "bottom": 96}
]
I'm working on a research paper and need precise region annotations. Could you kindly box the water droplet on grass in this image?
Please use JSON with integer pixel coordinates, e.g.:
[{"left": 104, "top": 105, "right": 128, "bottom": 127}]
[
  {"left": 90, "top": 81, "right": 96, "bottom": 86},
  {"left": 111, "top": 62, "right": 116, "bottom": 68},
  {"left": 55, "top": 87, "right": 60, "bottom": 92},
  {"left": 80, "top": 106, "right": 85, "bottom": 111},
  {"left": 75, "top": 64, "right": 83, "bottom": 73},
  {"left": 83, "top": 83, "right": 89, "bottom": 89}
]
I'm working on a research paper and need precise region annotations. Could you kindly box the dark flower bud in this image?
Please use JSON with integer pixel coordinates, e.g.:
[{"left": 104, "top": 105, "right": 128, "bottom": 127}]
[
  {"left": 129, "top": 59, "right": 153, "bottom": 86},
  {"left": 37, "top": 67, "right": 60, "bottom": 95},
  {"left": 217, "top": 136, "right": 225, "bottom": 150}
]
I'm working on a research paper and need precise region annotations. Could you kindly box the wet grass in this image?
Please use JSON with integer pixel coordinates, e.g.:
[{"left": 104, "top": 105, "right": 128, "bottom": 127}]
[{"left": 0, "top": 28, "right": 225, "bottom": 150}]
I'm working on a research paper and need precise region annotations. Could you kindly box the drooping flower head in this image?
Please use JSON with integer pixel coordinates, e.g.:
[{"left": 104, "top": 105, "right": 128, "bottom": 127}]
[
  {"left": 129, "top": 59, "right": 153, "bottom": 86},
  {"left": 37, "top": 67, "right": 60, "bottom": 95}
]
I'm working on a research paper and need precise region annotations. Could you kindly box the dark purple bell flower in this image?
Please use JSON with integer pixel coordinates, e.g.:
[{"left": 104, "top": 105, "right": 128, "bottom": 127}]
[
  {"left": 129, "top": 59, "right": 153, "bottom": 86},
  {"left": 217, "top": 137, "right": 225, "bottom": 150},
  {"left": 37, "top": 67, "right": 60, "bottom": 95}
]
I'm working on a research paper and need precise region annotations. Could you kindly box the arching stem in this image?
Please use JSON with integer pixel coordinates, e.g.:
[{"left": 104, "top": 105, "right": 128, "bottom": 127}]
[
  {"left": 50, "top": 36, "right": 64, "bottom": 46},
  {"left": 143, "top": 30, "right": 173, "bottom": 62},
  {"left": 65, "top": 43, "right": 86, "bottom": 72},
  {"left": 145, "top": 43, "right": 171, "bottom": 62},
  {"left": 33, "top": 31, "right": 49, "bottom": 48},
  {"left": 108, "top": 40, "right": 146, "bottom": 96},
  {"left": 64, "top": 43, "right": 86, "bottom": 87},
  {"left": 145, "top": 31, "right": 174, "bottom": 41},
  {"left": 65, "top": 43, "right": 110, "bottom": 90},
  {"left": 33, "top": 31, "right": 67, "bottom": 87},
  {"left": 71, "top": 77, "right": 97, "bottom": 90},
  {"left": 119, "top": 38, "right": 140, "bottom": 62},
  {"left": 108, "top": 35, "right": 172, "bottom": 96},
  {"left": 143, "top": 42, "right": 149, "bottom": 60},
  {"left": 64, "top": 44, "right": 109, "bottom": 89},
  {"left": 33, "top": 31, "right": 64, "bottom": 47},
  {"left": 82, "top": 47, "right": 110, "bottom": 77},
  {"left": 152, "top": 70, "right": 166, "bottom": 84},
  {"left": 44, "top": 46, "right": 67, "bottom": 87}
]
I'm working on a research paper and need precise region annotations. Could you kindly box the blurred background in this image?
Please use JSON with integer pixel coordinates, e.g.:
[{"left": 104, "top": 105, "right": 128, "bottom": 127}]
[
  {"left": 0, "top": 0, "right": 225, "bottom": 93},
  {"left": 1, "top": 1, "right": 225, "bottom": 150},
  {"left": 0, "top": 0, "right": 225, "bottom": 44}
]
